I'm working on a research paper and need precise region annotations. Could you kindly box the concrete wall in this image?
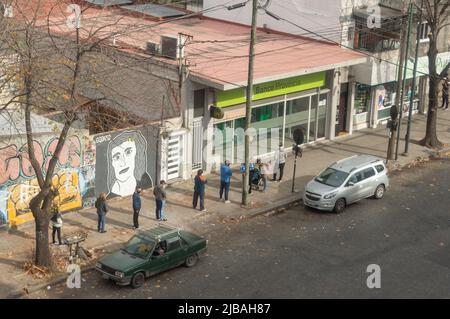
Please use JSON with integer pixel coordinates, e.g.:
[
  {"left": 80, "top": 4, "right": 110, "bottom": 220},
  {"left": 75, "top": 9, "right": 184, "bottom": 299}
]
[{"left": 0, "top": 115, "right": 94, "bottom": 227}]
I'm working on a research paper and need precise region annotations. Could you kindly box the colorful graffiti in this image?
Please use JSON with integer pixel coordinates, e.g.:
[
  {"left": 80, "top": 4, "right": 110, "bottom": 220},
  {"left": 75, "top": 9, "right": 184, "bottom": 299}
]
[
  {"left": 0, "top": 135, "right": 92, "bottom": 227},
  {"left": 0, "top": 136, "right": 81, "bottom": 185}
]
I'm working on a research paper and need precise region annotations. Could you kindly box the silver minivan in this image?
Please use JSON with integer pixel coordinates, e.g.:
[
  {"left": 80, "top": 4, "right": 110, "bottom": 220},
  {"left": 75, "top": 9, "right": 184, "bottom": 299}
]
[{"left": 303, "top": 155, "right": 389, "bottom": 213}]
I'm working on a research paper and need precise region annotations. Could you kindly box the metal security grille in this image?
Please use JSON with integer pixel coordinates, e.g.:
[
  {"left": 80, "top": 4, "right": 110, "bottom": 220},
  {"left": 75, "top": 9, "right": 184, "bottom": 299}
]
[
  {"left": 192, "top": 119, "right": 203, "bottom": 170},
  {"left": 167, "top": 135, "right": 181, "bottom": 180}
]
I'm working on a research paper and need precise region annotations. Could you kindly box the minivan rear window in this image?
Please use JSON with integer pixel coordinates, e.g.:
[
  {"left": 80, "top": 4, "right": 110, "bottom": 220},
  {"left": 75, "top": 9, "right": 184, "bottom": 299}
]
[{"left": 315, "top": 168, "right": 349, "bottom": 187}]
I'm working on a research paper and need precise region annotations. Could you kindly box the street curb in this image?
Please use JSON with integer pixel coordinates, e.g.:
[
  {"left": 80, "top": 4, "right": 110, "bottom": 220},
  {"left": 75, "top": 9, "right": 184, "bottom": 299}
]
[
  {"left": 8, "top": 196, "right": 304, "bottom": 299},
  {"left": 247, "top": 195, "right": 303, "bottom": 219},
  {"left": 7, "top": 265, "right": 96, "bottom": 299}
]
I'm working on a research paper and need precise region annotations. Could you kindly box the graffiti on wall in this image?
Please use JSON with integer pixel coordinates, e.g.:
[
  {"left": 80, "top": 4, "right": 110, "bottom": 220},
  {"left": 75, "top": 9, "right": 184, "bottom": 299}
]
[
  {"left": 95, "top": 128, "right": 156, "bottom": 199},
  {"left": 0, "top": 135, "right": 89, "bottom": 226},
  {"left": 0, "top": 136, "right": 81, "bottom": 185}
]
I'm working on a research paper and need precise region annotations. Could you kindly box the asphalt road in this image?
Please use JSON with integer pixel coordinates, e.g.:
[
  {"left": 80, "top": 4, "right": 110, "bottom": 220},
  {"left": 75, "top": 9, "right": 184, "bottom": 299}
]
[{"left": 27, "top": 160, "right": 450, "bottom": 298}]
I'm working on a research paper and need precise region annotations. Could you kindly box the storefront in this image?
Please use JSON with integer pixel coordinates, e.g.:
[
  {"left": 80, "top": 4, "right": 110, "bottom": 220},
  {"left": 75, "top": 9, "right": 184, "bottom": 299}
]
[
  {"left": 353, "top": 79, "right": 421, "bottom": 130},
  {"left": 211, "top": 72, "right": 329, "bottom": 164}
]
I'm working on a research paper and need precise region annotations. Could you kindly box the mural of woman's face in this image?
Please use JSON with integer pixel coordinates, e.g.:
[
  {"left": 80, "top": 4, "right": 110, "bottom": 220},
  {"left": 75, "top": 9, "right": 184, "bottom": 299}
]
[{"left": 111, "top": 140, "right": 136, "bottom": 183}]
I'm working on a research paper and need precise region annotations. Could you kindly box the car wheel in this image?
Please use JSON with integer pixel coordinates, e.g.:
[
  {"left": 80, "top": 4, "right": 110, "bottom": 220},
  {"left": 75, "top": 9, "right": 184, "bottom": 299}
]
[
  {"left": 334, "top": 198, "right": 346, "bottom": 214},
  {"left": 374, "top": 184, "right": 385, "bottom": 199},
  {"left": 185, "top": 254, "right": 199, "bottom": 267},
  {"left": 130, "top": 272, "right": 145, "bottom": 289}
]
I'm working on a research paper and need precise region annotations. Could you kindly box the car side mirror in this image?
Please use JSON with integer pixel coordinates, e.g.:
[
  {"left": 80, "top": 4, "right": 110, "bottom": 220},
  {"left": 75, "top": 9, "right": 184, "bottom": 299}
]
[{"left": 347, "top": 181, "right": 355, "bottom": 187}]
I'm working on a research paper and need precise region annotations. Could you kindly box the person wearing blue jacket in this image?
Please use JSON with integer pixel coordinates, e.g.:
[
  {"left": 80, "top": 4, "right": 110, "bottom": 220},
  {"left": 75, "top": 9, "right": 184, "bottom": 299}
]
[
  {"left": 220, "top": 160, "right": 232, "bottom": 203},
  {"left": 132, "top": 187, "right": 142, "bottom": 229}
]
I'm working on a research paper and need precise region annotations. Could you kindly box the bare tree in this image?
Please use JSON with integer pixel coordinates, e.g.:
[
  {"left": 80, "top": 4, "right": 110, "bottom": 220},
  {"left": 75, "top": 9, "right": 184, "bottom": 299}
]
[
  {"left": 0, "top": 0, "right": 126, "bottom": 267},
  {"left": 420, "top": 0, "right": 450, "bottom": 148}
]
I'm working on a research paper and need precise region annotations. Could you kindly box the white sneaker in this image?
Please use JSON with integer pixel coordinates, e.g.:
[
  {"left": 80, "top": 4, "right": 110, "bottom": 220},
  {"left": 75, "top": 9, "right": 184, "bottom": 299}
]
[{"left": 225, "top": 200, "right": 231, "bottom": 204}]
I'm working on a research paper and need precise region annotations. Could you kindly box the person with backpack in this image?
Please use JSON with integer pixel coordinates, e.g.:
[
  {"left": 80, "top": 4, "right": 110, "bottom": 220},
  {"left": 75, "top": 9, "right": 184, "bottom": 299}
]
[
  {"left": 193, "top": 169, "right": 207, "bottom": 212},
  {"left": 95, "top": 192, "right": 108, "bottom": 233},
  {"left": 50, "top": 204, "right": 63, "bottom": 245}
]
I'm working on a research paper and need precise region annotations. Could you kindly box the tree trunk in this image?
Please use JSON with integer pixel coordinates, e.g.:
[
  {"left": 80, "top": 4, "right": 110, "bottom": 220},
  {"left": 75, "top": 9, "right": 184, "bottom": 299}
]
[
  {"left": 422, "top": 77, "right": 443, "bottom": 148},
  {"left": 421, "top": 35, "right": 443, "bottom": 148},
  {"left": 34, "top": 216, "right": 51, "bottom": 267},
  {"left": 30, "top": 189, "right": 53, "bottom": 268}
]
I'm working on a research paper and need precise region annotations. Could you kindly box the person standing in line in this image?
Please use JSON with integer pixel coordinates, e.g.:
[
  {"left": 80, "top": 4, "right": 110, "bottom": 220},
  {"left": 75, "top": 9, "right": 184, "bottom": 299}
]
[
  {"left": 95, "top": 192, "right": 108, "bottom": 233},
  {"left": 132, "top": 187, "right": 142, "bottom": 229},
  {"left": 51, "top": 204, "right": 63, "bottom": 245},
  {"left": 220, "top": 160, "right": 232, "bottom": 203},
  {"left": 260, "top": 158, "right": 271, "bottom": 192},
  {"left": 153, "top": 180, "right": 167, "bottom": 221},
  {"left": 193, "top": 169, "right": 207, "bottom": 212},
  {"left": 273, "top": 144, "right": 287, "bottom": 182},
  {"left": 442, "top": 77, "right": 449, "bottom": 110}
]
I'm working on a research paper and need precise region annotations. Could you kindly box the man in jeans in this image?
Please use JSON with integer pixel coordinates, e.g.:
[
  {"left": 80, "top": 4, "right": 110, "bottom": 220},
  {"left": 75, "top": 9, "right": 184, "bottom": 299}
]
[
  {"left": 153, "top": 180, "right": 167, "bottom": 221},
  {"left": 220, "top": 160, "right": 232, "bottom": 203},
  {"left": 273, "top": 145, "right": 287, "bottom": 182},
  {"left": 132, "top": 187, "right": 142, "bottom": 229}
]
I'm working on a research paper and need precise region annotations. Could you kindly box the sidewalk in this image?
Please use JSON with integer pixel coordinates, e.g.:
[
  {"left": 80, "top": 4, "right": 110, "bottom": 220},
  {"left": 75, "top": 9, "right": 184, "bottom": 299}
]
[{"left": 1, "top": 110, "right": 449, "bottom": 298}]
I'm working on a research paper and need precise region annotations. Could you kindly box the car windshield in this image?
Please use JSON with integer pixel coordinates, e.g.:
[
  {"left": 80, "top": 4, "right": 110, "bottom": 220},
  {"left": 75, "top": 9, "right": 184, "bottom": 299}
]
[
  {"left": 123, "top": 236, "right": 155, "bottom": 259},
  {"left": 315, "top": 168, "right": 349, "bottom": 187}
]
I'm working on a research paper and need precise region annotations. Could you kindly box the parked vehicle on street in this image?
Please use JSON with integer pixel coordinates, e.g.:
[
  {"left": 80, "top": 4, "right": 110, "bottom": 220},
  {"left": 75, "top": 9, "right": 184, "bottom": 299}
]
[
  {"left": 95, "top": 225, "right": 207, "bottom": 288},
  {"left": 303, "top": 155, "right": 389, "bottom": 213}
]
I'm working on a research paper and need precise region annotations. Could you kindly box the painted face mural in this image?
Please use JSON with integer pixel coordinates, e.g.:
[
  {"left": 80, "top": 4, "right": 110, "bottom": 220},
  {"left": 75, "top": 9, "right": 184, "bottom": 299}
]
[{"left": 106, "top": 130, "right": 153, "bottom": 198}]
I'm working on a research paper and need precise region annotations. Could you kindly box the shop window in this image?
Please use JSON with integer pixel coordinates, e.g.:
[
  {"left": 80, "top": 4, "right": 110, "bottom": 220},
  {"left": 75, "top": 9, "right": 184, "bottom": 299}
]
[{"left": 355, "top": 84, "right": 370, "bottom": 114}]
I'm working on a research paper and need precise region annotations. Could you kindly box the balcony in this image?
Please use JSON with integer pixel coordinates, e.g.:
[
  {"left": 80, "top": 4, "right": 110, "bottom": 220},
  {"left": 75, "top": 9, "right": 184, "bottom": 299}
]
[{"left": 353, "top": 5, "right": 404, "bottom": 53}]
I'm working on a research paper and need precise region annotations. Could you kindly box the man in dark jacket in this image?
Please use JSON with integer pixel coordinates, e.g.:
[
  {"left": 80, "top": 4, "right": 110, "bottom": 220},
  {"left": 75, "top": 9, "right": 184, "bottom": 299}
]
[
  {"left": 193, "top": 169, "right": 207, "bottom": 212},
  {"left": 132, "top": 187, "right": 142, "bottom": 229},
  {"left": 442, "top": 77, "right": 449, "bottom": 110},
  {"left": 153, "top": 181, "right": 167, "bottom": 221},
  {"left": 95, "top": 192, "right": 108, "bottom": 233}
]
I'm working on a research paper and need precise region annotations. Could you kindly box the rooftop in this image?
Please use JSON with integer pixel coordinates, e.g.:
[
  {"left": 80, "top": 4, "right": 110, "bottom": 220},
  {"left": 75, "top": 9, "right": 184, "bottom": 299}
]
[{"left": 22, "top": 0, "right": 366, "bottom": 91}]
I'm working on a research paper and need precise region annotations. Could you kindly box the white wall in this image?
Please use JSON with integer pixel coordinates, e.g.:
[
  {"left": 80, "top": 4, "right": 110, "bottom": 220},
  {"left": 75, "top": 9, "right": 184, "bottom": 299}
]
[{"left": 204, "top": 0, "right": 342, "bottom": 42}]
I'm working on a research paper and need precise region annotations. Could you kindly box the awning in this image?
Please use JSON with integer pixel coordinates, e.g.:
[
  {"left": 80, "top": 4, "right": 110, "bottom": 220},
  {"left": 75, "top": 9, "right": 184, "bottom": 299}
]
[{"left": 404, "top": 52, "right": 450, "bottom": 79}]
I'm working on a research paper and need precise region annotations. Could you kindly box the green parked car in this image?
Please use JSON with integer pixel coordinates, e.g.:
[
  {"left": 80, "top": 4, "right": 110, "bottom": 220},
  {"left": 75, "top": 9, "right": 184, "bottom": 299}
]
[{"left": 95, "top": 225, "right": 207, "bottom": 288}]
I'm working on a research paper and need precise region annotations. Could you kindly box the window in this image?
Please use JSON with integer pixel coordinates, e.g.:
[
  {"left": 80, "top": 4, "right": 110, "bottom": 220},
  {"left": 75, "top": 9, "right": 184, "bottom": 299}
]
[
  {"left": 375, "top": 165, "right": 385, "bottom": 173},
  {"left": 419, "top": 22, "right": 430, "bottom": 42},
  {"left": 167, "top": 238, "right": 181, "bottom": 251},
  {"left": 315, "top": 168, "right": 349, "bottom": 187},
  {"left": 347, "top": 26, "right": 355, "bottom": 41},
  {"left": 355, "top": 84, "right": 371, "bottom": 114},
  {"left": 193, "top": 89, "right": 205, "bottom": 118},
  {"left": 349, "top": 171, "right": 363, "bottom": 184},
  {"left": 362, "top": 167, "right": 376, "bottom": 179}
]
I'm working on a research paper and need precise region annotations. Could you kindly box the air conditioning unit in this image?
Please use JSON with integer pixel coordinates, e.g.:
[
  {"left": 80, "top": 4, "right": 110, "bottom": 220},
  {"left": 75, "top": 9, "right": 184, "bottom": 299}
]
[
  {"left": 146, "top": 41, "right": 160, "bottom": 55},
  {"left": 0, "top": 3, "right": 13, "bottom": 17},
  {"left": 160, "top": 35, "right": 182, "bottom": 60}
]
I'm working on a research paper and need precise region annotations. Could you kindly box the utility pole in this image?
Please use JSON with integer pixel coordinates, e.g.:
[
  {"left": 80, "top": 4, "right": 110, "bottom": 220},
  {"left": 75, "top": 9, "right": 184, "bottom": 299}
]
[
  {"left": 404, "top": 0, "right": 423, "bottom": 155},
  {"left": 387, "top": 2, "right": 409, "bottom": 162},
  {"left": 242, "top": 0, "right": 258, "bottom": 207},
  {"left": 156, "top": 96, "right": 165, "bottom": 185},
  {"left": 395, "top": 1, "right": 414, "bottom": 160}
]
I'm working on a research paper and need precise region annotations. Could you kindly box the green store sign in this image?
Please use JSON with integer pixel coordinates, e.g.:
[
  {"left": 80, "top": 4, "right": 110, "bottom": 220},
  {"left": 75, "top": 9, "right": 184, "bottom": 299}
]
[{"left": 216, "top": 72, "right": 325, "bottom": 108}]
